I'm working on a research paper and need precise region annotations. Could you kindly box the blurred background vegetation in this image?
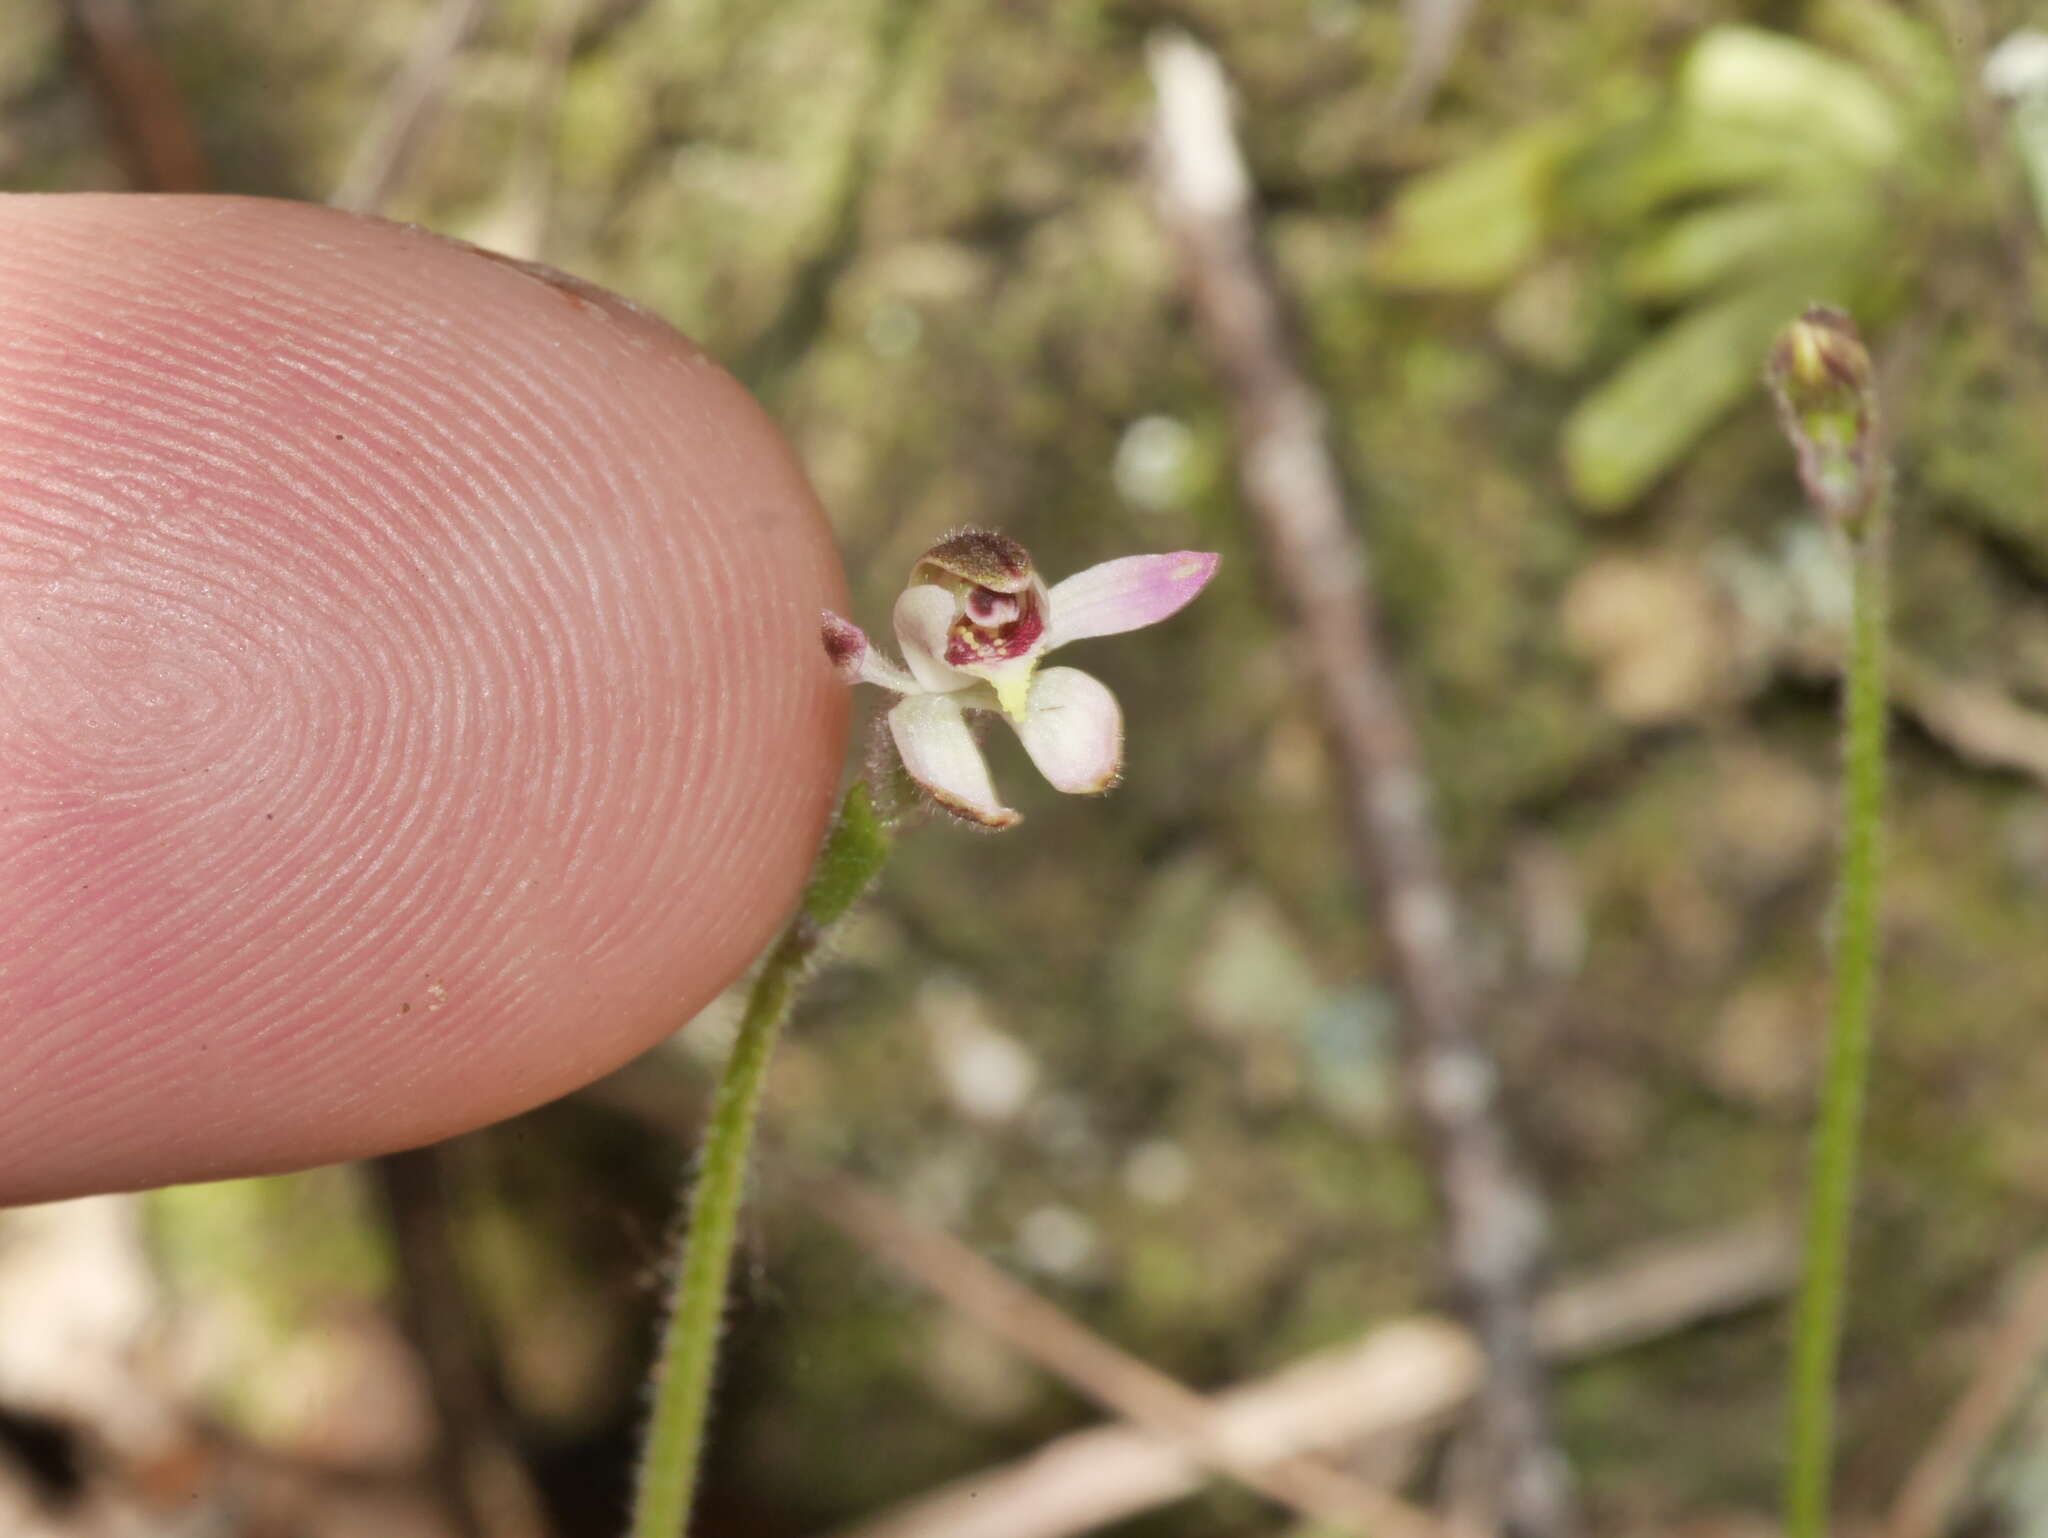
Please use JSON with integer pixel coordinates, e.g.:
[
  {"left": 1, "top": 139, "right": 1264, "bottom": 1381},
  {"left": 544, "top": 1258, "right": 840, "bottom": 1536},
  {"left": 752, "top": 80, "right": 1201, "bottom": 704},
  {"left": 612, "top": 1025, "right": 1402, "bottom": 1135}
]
[{"left": 3, "top": 1, "right": 2047, "bottom": 1535}]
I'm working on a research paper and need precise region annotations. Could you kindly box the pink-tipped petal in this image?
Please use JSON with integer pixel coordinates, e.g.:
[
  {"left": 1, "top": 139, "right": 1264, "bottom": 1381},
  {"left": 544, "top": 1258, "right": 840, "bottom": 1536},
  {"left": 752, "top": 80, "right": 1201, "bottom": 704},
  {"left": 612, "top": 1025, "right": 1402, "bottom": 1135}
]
[
  {"left": 821, "top": 610, "right": 868, "bottom": 679},
  {"left": 888, "top": 691, "right": 1021, "bottom": 828},
  {"left": 821, "top": 610, "right": 920, "bottom": 693},
  {"left": 894, "top": 583, "right": 976, "bottom": 693},
  {"left": 1010, "top": 666, "right": 1123, "bottom": 794},
  {"left": 1044, "top": 551, "right": 1220, "bottom": 649}
]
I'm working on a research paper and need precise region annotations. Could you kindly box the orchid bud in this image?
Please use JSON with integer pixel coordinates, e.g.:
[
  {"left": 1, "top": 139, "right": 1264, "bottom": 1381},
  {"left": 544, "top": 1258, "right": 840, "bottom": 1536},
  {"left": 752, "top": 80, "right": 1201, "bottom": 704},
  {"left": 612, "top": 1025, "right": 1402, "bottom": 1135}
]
[{"left": 1766, "top": 306, "right": 1883, "bottom": 535}]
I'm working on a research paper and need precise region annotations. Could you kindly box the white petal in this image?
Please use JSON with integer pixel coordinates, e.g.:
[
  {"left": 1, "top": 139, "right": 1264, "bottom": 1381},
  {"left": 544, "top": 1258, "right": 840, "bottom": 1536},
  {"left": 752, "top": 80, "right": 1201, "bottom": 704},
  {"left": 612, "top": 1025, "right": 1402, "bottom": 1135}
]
[
  {"left": 821, "top": 611, "right": 921, "bottom": 692},
  {"left": 889, "top": 692, "right": 1020, "bottom": 828},
  {"left": 1045, "top": 551, "right": 1220, "bottom": 649},
  {"left": 1010, "top": 667, "right": 1123, "bottom": 794},
  {"left": 894, "top": 584, "right": 976, "bottom": 693}
]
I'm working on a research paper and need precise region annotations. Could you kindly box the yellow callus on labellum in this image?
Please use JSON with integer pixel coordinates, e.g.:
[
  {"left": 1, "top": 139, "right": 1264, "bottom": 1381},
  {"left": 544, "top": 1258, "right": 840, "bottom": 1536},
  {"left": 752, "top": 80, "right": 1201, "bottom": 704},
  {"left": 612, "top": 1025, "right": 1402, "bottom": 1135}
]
[{"left": 821, "top": 530, "right": 1220, "bottom": 828}]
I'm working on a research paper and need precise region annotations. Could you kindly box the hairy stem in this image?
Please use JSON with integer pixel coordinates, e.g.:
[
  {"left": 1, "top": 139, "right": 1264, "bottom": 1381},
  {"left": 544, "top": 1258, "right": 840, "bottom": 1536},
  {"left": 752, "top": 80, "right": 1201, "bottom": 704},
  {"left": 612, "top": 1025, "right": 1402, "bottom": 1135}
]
[
  {"left": 630, "top": 782, "right": 891, "bottom": 1538},
  {"left": 1786, "top": 513, "right": 1889, "bottom": 1538}
]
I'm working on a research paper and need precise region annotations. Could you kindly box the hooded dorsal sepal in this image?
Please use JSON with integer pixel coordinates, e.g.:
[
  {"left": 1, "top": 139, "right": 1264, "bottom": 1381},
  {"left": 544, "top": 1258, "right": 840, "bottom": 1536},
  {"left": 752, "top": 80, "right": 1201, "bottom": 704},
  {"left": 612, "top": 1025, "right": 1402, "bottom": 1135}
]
[{"left": 911, "top": 529, "right": 1037, "bottom": 594}]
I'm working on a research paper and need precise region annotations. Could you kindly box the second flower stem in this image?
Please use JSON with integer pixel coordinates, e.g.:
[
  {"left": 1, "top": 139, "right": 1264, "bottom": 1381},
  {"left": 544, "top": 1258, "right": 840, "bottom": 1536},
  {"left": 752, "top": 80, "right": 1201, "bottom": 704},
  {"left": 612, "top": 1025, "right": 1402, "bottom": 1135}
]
[{"left": 1786, "top": 513, "right": 1889, "bottom": 1538}]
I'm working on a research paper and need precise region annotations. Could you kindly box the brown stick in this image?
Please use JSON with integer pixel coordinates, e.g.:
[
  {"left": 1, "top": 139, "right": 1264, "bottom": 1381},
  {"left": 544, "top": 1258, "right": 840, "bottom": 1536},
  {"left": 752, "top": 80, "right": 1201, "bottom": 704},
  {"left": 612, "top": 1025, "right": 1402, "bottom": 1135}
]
[
  {"left": 794, "top": 1167, "right": 1468, "bottom": 1538},
  {"left": 1885, "top": 1252, "right": 2048, "bottom": 1538},
  {"left": 1145, "top": 31, "right": 1568, "bottom": 1538},
  {"left": 1926, "top": 0, "right": 2048, "bottom": 357},
  {"left": 368, "top": 1148, "right": 553, "bottom": 1538},
  {"left": 61, "top": 0, "right": 210, "bottom": 192},
  {"left": 822, "top": 1217, "right": 1794, "bottom": 1538},
  {"left": 1776, "top": 638, "right": 2048, "bottom": 793},
  {"left": 583, "top": 1061, "right": 1449, "bottom": 1538},
  {"left": 465, "top": 0, "right": 582, "bottom": 263},
  {"left": 582, "top": 1063, "right": 1788, "bottom": 1538},
  {"left": 331, "top": 0, "right": 490, "bottom": 214},
  {"left": 1380, "top": 0, "right": 1478, "bottom": 132},
  {"left": 1887, "top": 659, "right": 2048, "bottom": 792}
]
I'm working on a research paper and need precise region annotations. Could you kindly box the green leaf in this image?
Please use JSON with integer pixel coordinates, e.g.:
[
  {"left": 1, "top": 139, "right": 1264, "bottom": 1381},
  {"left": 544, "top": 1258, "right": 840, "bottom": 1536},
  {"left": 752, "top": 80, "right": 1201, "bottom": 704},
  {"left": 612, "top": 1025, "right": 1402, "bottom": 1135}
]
[
  {"left": 1564, "top": 281, "right": 1813, "bottom": 512},
  {"left": 1367, "top": 120, "right": 1581, "bottom": 292},
  {"left": 1620, "top": 191, "right": 1876, "bottom": 302},
  {"left": 1574, "top": 113, "right": 1851, "bottom": 229},
  {"left": 1811, "top": 0, "right": 1956, "bottom": 123},
  {"left": 1680, "top": 27, "right": 1905, "bottom": 170}
]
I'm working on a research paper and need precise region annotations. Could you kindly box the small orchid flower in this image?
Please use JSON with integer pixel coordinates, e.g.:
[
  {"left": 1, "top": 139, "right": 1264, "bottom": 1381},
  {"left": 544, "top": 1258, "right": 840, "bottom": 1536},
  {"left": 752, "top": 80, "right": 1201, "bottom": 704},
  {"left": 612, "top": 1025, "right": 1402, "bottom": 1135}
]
[{"left": 822, "top": 530, "right": 1220, "bottom": 828}]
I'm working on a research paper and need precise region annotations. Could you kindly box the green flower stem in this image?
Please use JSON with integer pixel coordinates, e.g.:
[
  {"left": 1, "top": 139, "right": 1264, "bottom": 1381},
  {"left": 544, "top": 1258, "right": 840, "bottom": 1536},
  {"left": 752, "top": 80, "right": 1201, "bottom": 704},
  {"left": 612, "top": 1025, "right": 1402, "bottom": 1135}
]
[
  {"left": 1786, "top": 510, "right": 1889, "bottom": 1538},
  {"left": 630, "top": 782, "right": 892, "bottom": 1538}
]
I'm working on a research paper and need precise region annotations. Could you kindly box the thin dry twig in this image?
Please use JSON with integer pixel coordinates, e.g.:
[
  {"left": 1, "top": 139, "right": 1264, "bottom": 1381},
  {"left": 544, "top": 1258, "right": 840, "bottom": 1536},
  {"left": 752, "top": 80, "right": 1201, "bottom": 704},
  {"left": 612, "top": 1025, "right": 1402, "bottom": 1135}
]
[
  {"left": 585, "top": 1060, "right": 1449, "bottom": 1538},
  {"left": 1781, "top": 644, "right": 2048, "bottom": 795},
  {"left": 61, "top": 0, "right": 209, "bottom": 192},
  {"left": 582, "top": 1062, "right": 1788, "bottom": 1538},
  {"left": 460, "top": 0, "right": 582, "bottom": 263},
  {"left": 1380, "top": 0, "right": 1478, "bottom": 132},
  {"left": 794, "top": 1167, "right": 1466, "bottom": 1538},
  {"left": 1891, "top": 659, "right": 2048, "bottom": 791},
  {"left": 369, "top": 1148, "right": 552, "bottom": 1538},
  {"left": 822, "top": 1217, "right": 1795, "bottom": 1538},
  {"left": 1885, "top": 1252, "right": 2048, "bottom": 1538},
  {"left": 332, "top": 0, "right": 490, "bottom": 215},
  {"left": 1145, "top": 31, "right": 1568, "bottom": 1538},
  {"left": 1922, "top": 0, "right": 2047, "bottom": 356}
]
